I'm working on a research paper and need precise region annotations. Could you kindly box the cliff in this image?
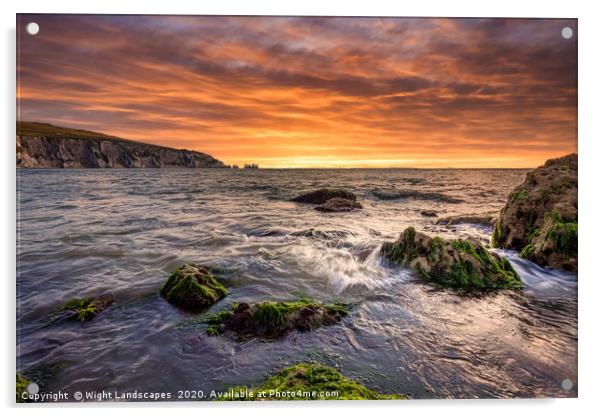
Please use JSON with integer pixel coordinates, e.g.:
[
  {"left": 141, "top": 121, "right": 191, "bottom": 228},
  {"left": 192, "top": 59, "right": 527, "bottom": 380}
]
[{"left": 16, "top": 122, "right": 226, "bottom": 168}]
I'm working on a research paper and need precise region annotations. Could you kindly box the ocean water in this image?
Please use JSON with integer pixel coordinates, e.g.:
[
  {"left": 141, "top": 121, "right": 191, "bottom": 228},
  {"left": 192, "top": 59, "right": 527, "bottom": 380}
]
[{"left": 16, "top": 169, "right": 578, "bottom": 400}]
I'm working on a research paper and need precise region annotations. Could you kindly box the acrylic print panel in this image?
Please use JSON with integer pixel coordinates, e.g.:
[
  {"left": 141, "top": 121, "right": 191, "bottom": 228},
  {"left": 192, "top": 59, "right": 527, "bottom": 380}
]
[{"left": 16, "top": 14, "right": 577, "bottom": 402}]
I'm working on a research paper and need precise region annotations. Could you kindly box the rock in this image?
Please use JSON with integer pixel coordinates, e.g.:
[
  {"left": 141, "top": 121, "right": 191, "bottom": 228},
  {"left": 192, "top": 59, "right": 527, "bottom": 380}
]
[
  {"left": 291, "top": 189, "right": 357, "bottom": 204},
  {"left": 58, "top": 296, "right": 114, "bottom": 322},
  {"left": 420, "top": 210, "right": 438, "bottom": 217},
  {"left": 372, "top": 189, "right": 464, "bottom": 204},
  {"left": 492, "top": 154, "right": 577, "bottom": 272},
  {"left": 16, "top": 121, "right": 226, "bottom": 168},
  {"left": 217, "top": 363, "right": 406, "bottom": 400},
  {"left": 291, "top": 228, "right": 354, "bottom": 239},
  {"left": 314, "top": 198, "right": 363, "bottom": 212},
  {"left": 160, "top": 264, "right": 228, "bottom": 312},
  {"left": 381, "top": 227, "right": 522, "bottom": 289},
  {"left": 206, "top": 298, "right": 347, "bottom": 339},
  {"left": 436, "top": 215, "right": 496, "bottom": 226}
]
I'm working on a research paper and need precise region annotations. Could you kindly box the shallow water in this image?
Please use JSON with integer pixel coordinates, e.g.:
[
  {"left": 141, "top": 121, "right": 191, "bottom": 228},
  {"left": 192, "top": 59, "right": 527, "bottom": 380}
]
[{"left": 16, "top": 169, "right": 577, "bottom": 400}]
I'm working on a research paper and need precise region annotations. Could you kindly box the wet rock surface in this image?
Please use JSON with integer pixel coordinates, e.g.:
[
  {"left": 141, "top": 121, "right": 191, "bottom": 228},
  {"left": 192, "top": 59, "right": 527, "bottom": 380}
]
[
  {"left": 492, "top": 154, "right": 577, "bottom": 272},
  {"left": 57, "top": 296, "right": 114, "bottom": 322},
  {"left": 160, "top": 264, "right": 228, "bottom": 312},
  {"left": 420, "top": 210, "right": 438, "bottom": 217},
  {"left": 436, "top": 215, "right": 496, "bottom": 226},
  {"left": 206, "top": 298, "right": 348, "bottom": 339},
  {"left": 314, "top": 197, "right": 363, "bottom": 212},
  {"left": 291, "top": 188, "right": 357, "bottom": 204},
  {"left": 291, "top": 188, "right": 362, "bottom": 213},
  {"left": 381, "top": 227, "right": 522, "bottom": 290}
]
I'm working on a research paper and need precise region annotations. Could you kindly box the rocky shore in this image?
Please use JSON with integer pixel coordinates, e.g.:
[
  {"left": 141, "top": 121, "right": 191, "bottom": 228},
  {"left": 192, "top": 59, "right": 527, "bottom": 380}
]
[{"left": 492, "top": 154, "right": 578, "bottom": 272}]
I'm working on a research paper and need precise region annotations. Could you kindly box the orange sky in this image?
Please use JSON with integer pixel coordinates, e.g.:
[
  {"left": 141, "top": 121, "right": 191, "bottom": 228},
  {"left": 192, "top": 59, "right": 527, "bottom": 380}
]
[{"left": 17, "top": 15, "right": 577, "bottom": 168}]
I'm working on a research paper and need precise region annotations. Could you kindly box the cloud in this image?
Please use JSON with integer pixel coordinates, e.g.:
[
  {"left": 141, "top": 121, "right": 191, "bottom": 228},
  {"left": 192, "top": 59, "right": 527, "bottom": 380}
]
[{"left": 16, "top": 15, "right": 577, "bottom": 167}]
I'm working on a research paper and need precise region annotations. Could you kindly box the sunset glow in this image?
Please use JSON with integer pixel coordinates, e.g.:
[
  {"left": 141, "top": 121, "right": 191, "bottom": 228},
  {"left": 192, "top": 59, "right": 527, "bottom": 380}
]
[{"left": 17, "top": 15, "right": 577, "bottom": 168}]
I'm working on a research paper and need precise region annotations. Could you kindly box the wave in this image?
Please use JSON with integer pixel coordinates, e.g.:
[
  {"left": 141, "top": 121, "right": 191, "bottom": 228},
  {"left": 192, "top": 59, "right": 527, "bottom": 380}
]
[
  {"left": 290, "top": 228, "right": 357, "bottom": 240},
  {"left": 371, "top": 188, "right": 464, "bottom": 203},
  {"left": 285, "top": 242, "right": 390, "bottom": 294}
]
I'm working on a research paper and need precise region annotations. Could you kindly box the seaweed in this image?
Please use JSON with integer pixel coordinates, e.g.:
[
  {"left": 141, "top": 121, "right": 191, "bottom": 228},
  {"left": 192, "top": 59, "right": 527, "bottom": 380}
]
[
  {"left": 217, "top": 363, "right": 405, "bottom": 400},
  {"left": 383, "top": 227, "right": 521, "bottom": 290},
  {"left": 206, "top": 298, "right": 348, "bottom": 339},
  {"left": 160, "top": 264, "right": 228, "bottom": 312},
  {"left": 58, "top": 297, "right": 113, "bottom": 322},
  {"left": 510, "top": 188, "right": 530, "bottom": 203}
]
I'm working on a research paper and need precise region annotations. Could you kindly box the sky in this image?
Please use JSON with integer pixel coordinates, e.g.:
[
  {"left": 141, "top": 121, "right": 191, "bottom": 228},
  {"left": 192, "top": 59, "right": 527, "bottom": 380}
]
[{"left": 17, "top": 15, "right": 577, "bottom": 168}]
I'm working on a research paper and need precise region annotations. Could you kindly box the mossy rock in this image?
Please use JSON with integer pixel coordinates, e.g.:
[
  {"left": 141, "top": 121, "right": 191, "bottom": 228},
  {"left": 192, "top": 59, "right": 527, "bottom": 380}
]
[
  {"left": 217, "top": 363, "right": 406, "bottom": 400},
  {"left": 291, "top": 189, "right": 357, "bottom": 204},
  {"left": 16, "top": 372, "right": 29, "bottom": 403},
  {"left": 160, "top": 264, "right": 228, "bottom": 312},
  {"left": 206, "top": 298, "right": 348, "bottom": 339},
  {"left": 492, "top": 153, "right": 577, "bottom": 272},
  {"left": 519, "top": 210, "right": 577, "bottom": 271},
  {"left": 58, "top": 296, "right": 113, "bottom": 322},
  {"left": 381, "top": 227, "right": 522, "bottom": 290}
]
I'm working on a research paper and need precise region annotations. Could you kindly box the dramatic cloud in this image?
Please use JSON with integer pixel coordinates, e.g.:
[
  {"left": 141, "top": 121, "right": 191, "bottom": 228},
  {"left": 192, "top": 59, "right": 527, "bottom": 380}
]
[{"left": 17, "top": 15, "right": 577, "bottom": 167}]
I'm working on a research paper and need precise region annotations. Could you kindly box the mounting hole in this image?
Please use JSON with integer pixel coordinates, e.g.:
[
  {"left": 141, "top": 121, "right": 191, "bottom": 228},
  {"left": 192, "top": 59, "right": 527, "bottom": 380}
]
[
  {"left": 26, "top": 22, "right": 40, "bottom": 36},
  {"left": 561, "top": 26, "right": 573, "bottom": 40},
  {"left": 26, "top": 382, "right": 39, "bottom": 395},
  {"left": 561, "top": 378, "right": 573, "bottom": 391}
]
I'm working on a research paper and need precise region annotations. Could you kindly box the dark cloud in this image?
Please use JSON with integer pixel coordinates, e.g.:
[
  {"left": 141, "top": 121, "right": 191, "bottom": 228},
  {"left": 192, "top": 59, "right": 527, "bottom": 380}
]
[{"left": 16, "top": 15, "right": 577, "bottom": 167}]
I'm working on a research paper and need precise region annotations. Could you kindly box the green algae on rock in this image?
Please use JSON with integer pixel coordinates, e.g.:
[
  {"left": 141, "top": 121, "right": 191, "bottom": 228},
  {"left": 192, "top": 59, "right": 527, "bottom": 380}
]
[
  {"left": 381, "top": 227, "right": 522, "bottom": 290},
  {"left": 58, "top": 296, "right": 114, "bottom": 322},
  {"left": 160, "top": 264, "right": 228, "bottom": 312},
  {"left": 492, "top": 153, "right": 577, "bottom": 272},
  {"left": 217, "top": 363, "right": 405, "bottom": 400},
  {"left": 206, "top": 298, "right": 348, "bottom": 339},
  {"left": 16, "top": 372, "right": 29, "bottom": 403}
]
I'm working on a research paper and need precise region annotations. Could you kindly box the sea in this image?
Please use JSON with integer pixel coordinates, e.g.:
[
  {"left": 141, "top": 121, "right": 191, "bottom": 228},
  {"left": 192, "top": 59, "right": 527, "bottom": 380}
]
[{"left": 16, "top": 168, "right": 578, "bottom": 400}]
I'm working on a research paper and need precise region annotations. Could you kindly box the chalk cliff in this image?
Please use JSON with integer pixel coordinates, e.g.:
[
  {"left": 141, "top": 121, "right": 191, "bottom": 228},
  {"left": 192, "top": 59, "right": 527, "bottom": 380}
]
[{"left": 16, "top": 122, "right": 226, "bottom": 168}]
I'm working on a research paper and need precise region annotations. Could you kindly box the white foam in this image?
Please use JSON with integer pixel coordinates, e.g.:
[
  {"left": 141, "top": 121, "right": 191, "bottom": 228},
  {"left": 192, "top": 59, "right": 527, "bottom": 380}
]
[{"left": 287, "top": 242, "right": 389, "bottom": 293}]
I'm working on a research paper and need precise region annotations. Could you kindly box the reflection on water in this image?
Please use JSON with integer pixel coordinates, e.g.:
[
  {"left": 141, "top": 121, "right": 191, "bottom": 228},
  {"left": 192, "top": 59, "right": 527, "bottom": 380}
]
[{"left": 17, "top": 169, "right": 577, "bottom": 399}]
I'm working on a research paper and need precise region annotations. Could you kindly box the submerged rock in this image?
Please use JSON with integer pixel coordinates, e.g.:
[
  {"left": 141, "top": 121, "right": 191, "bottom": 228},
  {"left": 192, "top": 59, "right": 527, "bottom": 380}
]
[
  {"left": 58, "top": 296, "right": 114, "bottom": 322},
  {"left": 314, "top": 197, "right": 363, "bottom": 212},
  {"left": 436, "top": 215, "right": 496, "bottom": 226},
  {"left": 291, "top": 188, "right": 357, "bottom": 204},
  {"left": 420, "top": 210, "right": 438, "bottom": 217},
  {"left": 381, "top": 227, "right": 522, "bottom": 290},
  {"left": 372, "top": 189, "right": 463, "bottom": 204},
  {"left": 217, "top": 362, "right": 405, "bottom": 400},
  {"left": 160, "top": 264, "right": 228, "bottom": 312},
  {"left": 492, "top": 154, "right": 577, "bottom": 272},
  {"left": 291, "top": 228, "right": 354, "bottom": 239},
  {"left": 206, "top": 298, "right": 348, "bottom": 339}
]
